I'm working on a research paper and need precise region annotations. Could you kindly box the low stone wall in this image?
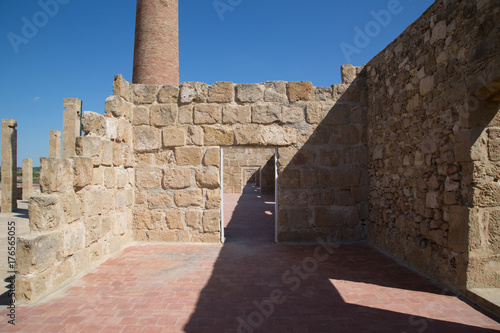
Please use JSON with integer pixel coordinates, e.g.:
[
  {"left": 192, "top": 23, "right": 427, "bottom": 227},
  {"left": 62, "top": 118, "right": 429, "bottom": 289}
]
[
  {"left": 365, "top": 0, "right": 499, "bottom": 292},
  {"left": 111, "top": 69, "right": 368, "bottom": 244},
  {"left": 15, "top": 96, "right": 135, "bottom": 303},
  {"left": 223, "top": 148, "right": 275, "bottom": 194}
]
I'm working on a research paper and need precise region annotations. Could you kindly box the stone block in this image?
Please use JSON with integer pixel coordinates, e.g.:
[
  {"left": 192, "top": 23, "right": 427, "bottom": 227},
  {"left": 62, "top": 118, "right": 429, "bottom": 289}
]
[
  {"left": 135, "top": 165, "right": 162, "bottom": 189},
  {"left": 133, "top": 84, "right": 159, "bottom": 104},
  {"left": 203, "top": 125, "right": 234, "bottom": 146},
  {"left": 307, "top": 189, "right": 334, "bottom": 206},
  {"left": 208, "top": 82, "right": 234, "bottom": 103},
  {"left": 175, "top": 147, "right": 203, "bottom": 166},
  {"left": 331, "top": 168, "right": 360, "bottom": 187},
  {"left": 279, "top": 190, "right": 308, "bottom": 207},
  {"left": 166, "top": 210, "right": 185, "bottom": 229},
  {"left": 39, "top": 157, "right": 74, "bottom": 194},
  {"left": 420, "top": 75, "right": 435, "bottom": 97},
  {"left": 252, "top": 104, "right": 281, "bottom": 124},
  {"left": 306, "top": 102, "right": 324, "bottom": 124},
  {"left": 288, "top": 81, "right": 313, "bottom": 102},
  {"left": 234, "top": 124, "right": 261, "bottom": 145},
  {"left": 180, "top": 82, "right": 208, "bottom": 104},
  {"left": 313, "top": 207, "right": 342, "bottom": 228},
  {"left": 162, "top": 127, "right": 186, "bottom": 147},
  {"left": 278, "top": 169, "right": 300, "bottom": 189},
  {"left": 60, "top": 190, "right": 83, "bottom": 223},
  {"left": 104, "top": 95, "right": 132, "bottom": 119},
  {"left": 17, "top": 232, "right": 62, "bottom": 274},
  {"left": 196, "top": 172, "right": 220, "bottom": 189},
  {"left": 113, "top": 74, "right": 132, "bottom": 102},
  {"left": 133, "top": 126, "right": 161, "bottom": 152},
  {"left": 178, "top": 105, "right": 194, "bottom": 124},
  {"left": 203, "top": 210, "right": 220, "bottom": 233},
  {"left": 62, "top": 221, "right": 85, "bottom": 257},
  {"left": 186, "top": 210, "right": 202, "bottom": 229},
  {"left": 323, "top": 103, "right": 351, "bottom": 125},
  {"left": 292, "top": 150, "right": 315, "bottom": 166},
  {"left": 223, "top": 105, "right": 251, "bottom": 124},
  {"left": 148, "top": 192, "right": 174, "bottom": 209},
  {"left": 117, "top": 118, "right": 132, "bottom": 143},
  {"left": 75, "top": 137, "right": 102, "bottom": 166},
  {"left": 264, "top": 81, "right": 287, "bottom": 103},
  {"left": 151, "top": 104, "right": 178, "bottom": 127},
  {"left": 315, "top": 87, "right": 333, "bottom": 101},
  {"left": 430, "top": 20, "right": 447, "bottom": 44},
  {"left": 133, "top": 106, "right": 150, "bottom": 126},
  {"left": 163, "top": 169, "right": 191, "bottom": 189},
  {"left": 204, "top": 148, "right": 220, "bottom": 167},
  {"left": 104, "top": 167, "right": 117, "bottom": 189},
  {"left": 316, "top": 149, "right": 340, "bottom": 167},
  {"left": 113, "top": 142, "right": 124, "bottom": 166},
  {"left": 186, "top": 125, "right": 204, "bottom": 146},
  {"left": 28, "top": 194, "right": 63, "bottom": 231},
  {"left": 194, "top": 104, "right": 222, "bottom": 124},
  {"left": 175, "top": 189, "right": 203, "bottom": 207},
  {"left": 206, "top": 189, "right": 221, "bottom": 209},
  {"left": 81, "top": 111, "right": 106, "bottom": 137},
  {"left": 330, "top": 126, "right": 360, "bottom": 145},
  {"left": 282, "top": 106, "right": 304, "bottom": 124},
  {"left": 71, "top": 157, "right": 92, "bottom": 189},
  {"left": 448, "top": 206, "right": 469, "bottom": 252},
  {"left": 285, "top": 208, "right": 311, "bottom": 229},
  {"left": 157, "top": 85, "right": 179, "bottom": 104},
  {"left": 301, "top": 168, "right": 331, "bottom": 189},
  {"left": 426, "top": 191, "right": 441, "bottom": 209},
  {"left": 106, "top": 118, "right": 118, "bottom": 141},
  {"left": 235, "top": 84, "right": 263, "bottom": 103},
  {"left": 488, "top": 128, "right": 500, "bottom": 161},
  {"left": 259, "top": 125, "right": 298, "bottom": 146},
  {"left": 474, "top": 183, "right": 500, "bottom": 207},
  {"left": 101, "top": 140, "right": 113, "bottom": 166},
  {"left": 341, "top": 64, "right": 357, "bottom": 85}
]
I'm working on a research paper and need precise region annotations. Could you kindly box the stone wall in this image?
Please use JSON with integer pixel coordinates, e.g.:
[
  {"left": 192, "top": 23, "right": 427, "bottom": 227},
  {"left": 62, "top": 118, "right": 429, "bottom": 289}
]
[
  {"left": 113, "top": 71, "right": 368, "bottom": 244},
  {"left": 15, "top": 94, "right": 135, "bottom": 303},
  {"left": 223, "top": 148, "right": 275, "bottom": 194},
  {"left": 365, "top": 0, "right": 499, "bottom": 292}
]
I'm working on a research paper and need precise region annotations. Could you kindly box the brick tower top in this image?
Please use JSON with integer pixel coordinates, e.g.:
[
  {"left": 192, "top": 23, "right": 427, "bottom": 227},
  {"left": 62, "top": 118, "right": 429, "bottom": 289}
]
[{"left": 133, "top": 0, "right": 179, "bottom": 85}]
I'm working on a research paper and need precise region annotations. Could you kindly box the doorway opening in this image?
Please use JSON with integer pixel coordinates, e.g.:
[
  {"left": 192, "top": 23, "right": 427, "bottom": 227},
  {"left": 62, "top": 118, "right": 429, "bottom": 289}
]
[{"left": 220, "top": 147, "right": 278, "bottom": 244}]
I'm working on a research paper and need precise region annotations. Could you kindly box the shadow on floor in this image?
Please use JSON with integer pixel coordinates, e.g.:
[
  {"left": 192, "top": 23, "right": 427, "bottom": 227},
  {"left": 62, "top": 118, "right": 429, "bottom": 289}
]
[{"left": 184, "top": 186, "right": 499, "bottom": 332}]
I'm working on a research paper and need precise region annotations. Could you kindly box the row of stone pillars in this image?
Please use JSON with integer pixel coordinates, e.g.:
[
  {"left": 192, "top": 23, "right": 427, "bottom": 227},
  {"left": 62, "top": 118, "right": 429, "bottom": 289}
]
[{"left": 0, "top": 98, "right": 82, "bottom": 213}]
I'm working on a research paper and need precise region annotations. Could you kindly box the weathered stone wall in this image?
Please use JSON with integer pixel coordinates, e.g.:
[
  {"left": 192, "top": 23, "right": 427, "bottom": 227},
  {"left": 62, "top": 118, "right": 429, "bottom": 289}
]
[
  {"left": 115, "top": 70, "right": 368, "bottom": 243},
  {"left": 16, "top": 91, "right": 135, "bottom": 303},
  {"left": 223, "top": 148, "right": 275, "bottom": 194},
  {"left": 366, "top": 0, "right": 499, "bottom": 292}
]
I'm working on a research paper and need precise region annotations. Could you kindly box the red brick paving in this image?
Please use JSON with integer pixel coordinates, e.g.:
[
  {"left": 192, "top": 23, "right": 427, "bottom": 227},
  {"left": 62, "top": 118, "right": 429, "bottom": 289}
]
[{"left": 1, "top": 185, "right": 499, "bottom": 332}]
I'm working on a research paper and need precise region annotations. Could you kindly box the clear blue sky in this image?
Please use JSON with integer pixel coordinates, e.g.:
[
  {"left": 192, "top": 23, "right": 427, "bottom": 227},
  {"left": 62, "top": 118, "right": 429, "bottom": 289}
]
[{"left": 0, "top": 0, "right": 433, "bottom": 167}]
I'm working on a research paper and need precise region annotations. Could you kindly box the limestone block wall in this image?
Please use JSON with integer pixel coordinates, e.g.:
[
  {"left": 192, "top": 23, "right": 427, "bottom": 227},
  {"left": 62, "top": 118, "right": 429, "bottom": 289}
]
[
  {"left": 113, "top": 70, "right": 368, "bottom": 243},
  {"left": 15, "top": 92, "right": 135, "bottom": 303},
  {"left": 223, "top": 148, "right": 275, "bottom": 194},
  {"left": 365, "top": 0, "right": 499, "bottom": 292}
]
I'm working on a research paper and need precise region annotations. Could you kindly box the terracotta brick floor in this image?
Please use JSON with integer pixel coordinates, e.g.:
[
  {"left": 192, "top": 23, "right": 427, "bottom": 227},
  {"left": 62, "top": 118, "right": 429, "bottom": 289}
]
[{"left": 1, "top": 185, "right": 499, "bottom": 332}]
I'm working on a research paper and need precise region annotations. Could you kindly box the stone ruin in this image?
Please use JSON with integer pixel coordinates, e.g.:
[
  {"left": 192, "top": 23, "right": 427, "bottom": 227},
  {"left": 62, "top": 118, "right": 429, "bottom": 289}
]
[{"left": 1, "top": 0, "right": 498, "bottom": 316}]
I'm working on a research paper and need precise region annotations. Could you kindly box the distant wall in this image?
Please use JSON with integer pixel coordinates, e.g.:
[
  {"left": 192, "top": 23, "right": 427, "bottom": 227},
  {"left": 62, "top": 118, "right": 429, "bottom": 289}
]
[
  {"left": 114, "top": 71, "right": 368, "bottom": 244},
  {"left": 223, "top": 148, "right": 275, "bottom": 194},
  {"left": 365, "top": 0, "right": 500, "bottom": 291}
]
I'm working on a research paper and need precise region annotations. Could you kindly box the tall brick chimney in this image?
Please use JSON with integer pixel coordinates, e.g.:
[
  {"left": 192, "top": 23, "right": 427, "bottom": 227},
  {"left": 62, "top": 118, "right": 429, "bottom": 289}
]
[{"left": 133, "top": 0, "right": 179, "bottom": 85}]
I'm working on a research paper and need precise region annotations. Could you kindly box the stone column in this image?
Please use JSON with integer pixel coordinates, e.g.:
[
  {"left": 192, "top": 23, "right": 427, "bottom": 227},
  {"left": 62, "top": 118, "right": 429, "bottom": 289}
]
[
  {"left": 62, "top": 98, "right": 82, "bottom": 159},
  {"left": 49, "top": 130, "right": 61, "bottom": 158},
  {"left": 1, "top": 119, "right": 17, "bottom": 212},
  {"left": 22, "top": 158, "right": 33, "bottom": 200},
  {"left": 133, "top": 0, "right": 179, "bottom": 85}
]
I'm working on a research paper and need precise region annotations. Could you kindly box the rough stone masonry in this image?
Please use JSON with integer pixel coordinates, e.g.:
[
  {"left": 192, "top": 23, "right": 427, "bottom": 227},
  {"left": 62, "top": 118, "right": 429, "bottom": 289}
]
[{"left": 12, "top": 0, "right": 500, "bottom": 318}]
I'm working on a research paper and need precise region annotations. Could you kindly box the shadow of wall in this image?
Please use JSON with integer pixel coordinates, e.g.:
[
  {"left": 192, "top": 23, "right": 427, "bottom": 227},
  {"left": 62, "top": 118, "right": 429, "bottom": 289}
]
[{"left": 277, "top": 70, "right": 369, "bottom": 243}]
